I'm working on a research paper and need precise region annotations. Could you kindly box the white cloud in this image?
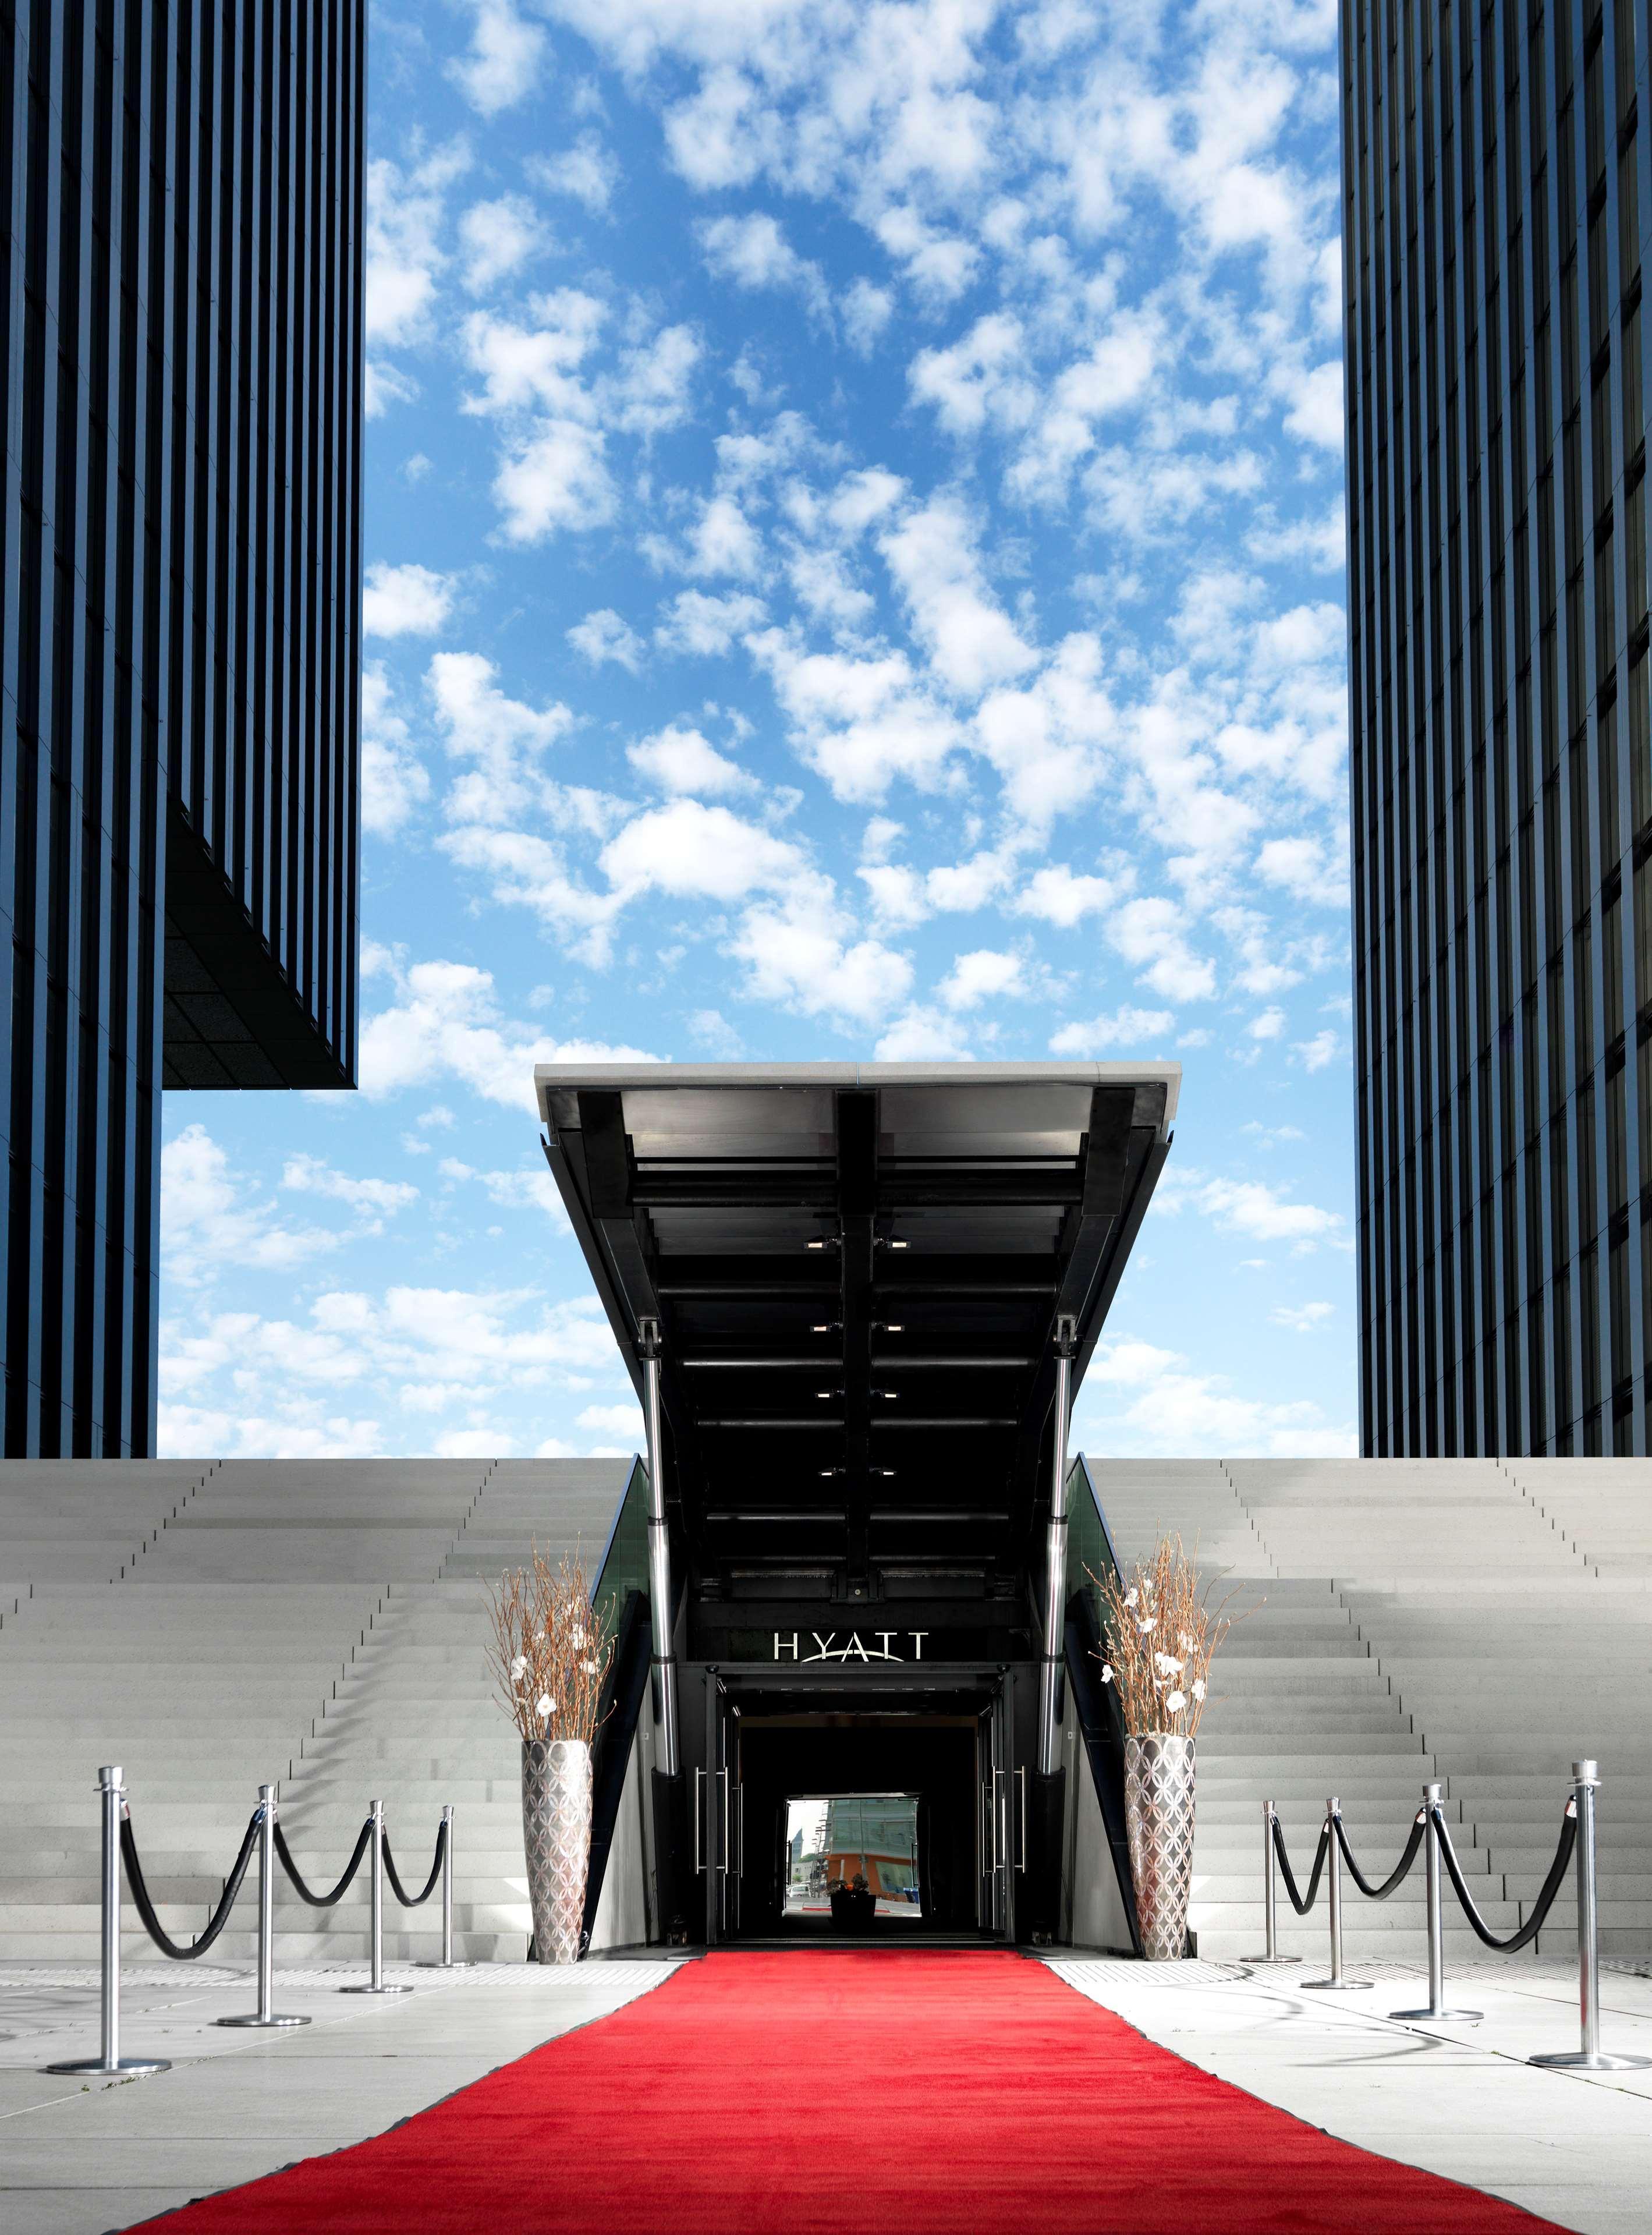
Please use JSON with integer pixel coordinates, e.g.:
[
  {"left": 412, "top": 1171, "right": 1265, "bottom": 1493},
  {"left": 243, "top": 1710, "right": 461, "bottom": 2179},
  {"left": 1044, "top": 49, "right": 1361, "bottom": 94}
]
[
  {"left": 492, "top": 416, "right": 616, "bottom": 541},
  {"left": 362, "top": 562, "right": 458, "bottom": 639},
  {"left": 1075, "top": 1332, "right": 1357, "bottom": 1458},
  {"left": 1160, "top": 1171, "right": 1345, "bottom": 1250},
  {"left": 1256, "top": 833, "right": 1349, "bottom": 908},
  {"left": 698, "top": 212, "right": 831, "bottom": 323},
  {"left": 366, "top": 144, "right": 467, "bottom": 348},
  {"left": 161, "top": 1127, "right": 339, "bottom": 1287},
  {"left": 938, "top": 948, "right": 1024, "bottom": 1011},
  {"left": 1107, "top": 897, "right": 1217, "bottom": 1002},
  {"left": 568, "top": 609, "right": 644, "bottom": 671},
  {"left": 459, "top": 194, "right": 545, "bottom": 292},
  {"left": 281, "top": 1156, "right": 419, "bottom": 1228},
  {"left": 1284, "top": 359, "right": 1345, "bottom": 449},
  {"left": 577, "top": 1402, "right": 644, "bottom": 1441},
  {"left": 1048, "top": 1006, "right": 1174, "bottom": 1054},
  {"left": 600, "top": 798, "right": 802, "bottom": 901},
  {"left": 1012, "top": 865, "right": 1118, "bottom": 927},
  {"left": 426, "top": 650, "right": 575, "bottom": 824},
  {"left": 1294, "top": 1029, "right": 1341, "bottom": 1072},
  {"left": 1272, "top": 1301, "right": 1334, "bottom": 1330},
  {"left": 529, "top": 134, "right": 618, "bottom": 214},
  {"left": 359, "top": 956, "right": 655, "bottom": 1113},
  {"left": 360, "top": 667, "right": 431, "bottom": 838},
  {"left": 449, "top": 0, "right": 546, "bottom": 115},
  {"left": 841, "top": 278, "right": 894, "bottom": 353},
  {"left": 440, "top": 1161, "right": 569, "bottom": 1227},
  {"left": 880, "top": 496, "right": 1037, "bottom": 697},
  {"left": 729, "top": 882, "right": 914, "bottom": 1029},
  {"left": 874, "top": 1006, "right": 973, "bottom": 1060},
  {"left": 462, "top": 295, "right": 699, "bottom": 541},
  {"left": 159, "top": 1283, "right": 632, "bottom": 1457},
  {"left": 654, "top": 590, "right": 766, "bottom": 656},
  {"left": 626, "top": 725, "right": 753, "bottom": 796}
]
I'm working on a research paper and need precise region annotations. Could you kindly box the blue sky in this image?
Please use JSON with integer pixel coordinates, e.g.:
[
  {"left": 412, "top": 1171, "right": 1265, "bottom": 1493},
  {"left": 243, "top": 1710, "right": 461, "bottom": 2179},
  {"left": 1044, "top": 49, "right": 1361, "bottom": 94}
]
[{"left": 157, "top": 0, "right": 1360, "bottom": 1463}]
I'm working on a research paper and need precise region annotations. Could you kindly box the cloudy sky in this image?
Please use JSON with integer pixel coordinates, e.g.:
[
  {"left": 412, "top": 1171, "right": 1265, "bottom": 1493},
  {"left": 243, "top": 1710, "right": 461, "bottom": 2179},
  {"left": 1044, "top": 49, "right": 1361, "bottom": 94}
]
[{"left": 158, "top": 0, "right": 1359, "bottom": 1464}]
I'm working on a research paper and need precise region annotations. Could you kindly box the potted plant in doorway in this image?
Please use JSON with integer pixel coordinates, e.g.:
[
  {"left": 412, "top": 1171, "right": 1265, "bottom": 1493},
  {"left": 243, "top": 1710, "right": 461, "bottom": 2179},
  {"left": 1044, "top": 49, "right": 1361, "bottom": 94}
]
[
  {"left": 486, "top": 1549, "right": 615, "bottom": 1964},
  {"left": 1089, "top": 1535, "right": 1233, "bottom": 1960}
]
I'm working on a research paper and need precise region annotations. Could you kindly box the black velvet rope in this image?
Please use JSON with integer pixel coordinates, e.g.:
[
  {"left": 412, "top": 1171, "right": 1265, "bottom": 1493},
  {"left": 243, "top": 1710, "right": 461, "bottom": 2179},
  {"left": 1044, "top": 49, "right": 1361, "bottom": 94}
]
[
  {"left": 381, "top": 1820, "right": 446, "bottom": 1908},
  {"left": 1333, "top": 1809, "right": 1427, "bottom": 1900},
  {"left": 120, "top": 1808, "right": 261, "bottom": 1960},
  {"left": 1430, "top": 1803, "right": 1577, "bottom": 1953},
  {"left": 274, "top": 1816, "right": 375, "bottom": 1907},
  {"left": 1271, "top": 1815, "right": 1332, "bottom": 1915}
]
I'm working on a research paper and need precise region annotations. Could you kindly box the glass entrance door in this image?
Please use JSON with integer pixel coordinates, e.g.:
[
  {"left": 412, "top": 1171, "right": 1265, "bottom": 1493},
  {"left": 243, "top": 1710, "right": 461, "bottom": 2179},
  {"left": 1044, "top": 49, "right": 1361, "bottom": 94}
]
[
  {"left": 703, "top": 1675, "right": 743, "bottom": 1943},
  {"left": 976, "top": 1685, "right": 1016, "bottom": 1937}
]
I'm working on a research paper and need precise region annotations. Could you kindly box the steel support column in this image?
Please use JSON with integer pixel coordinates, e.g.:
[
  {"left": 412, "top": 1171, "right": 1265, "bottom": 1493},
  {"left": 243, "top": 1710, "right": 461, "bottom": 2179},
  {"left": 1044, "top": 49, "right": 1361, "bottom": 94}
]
[
  {"left": 1036, "top": 1319, "right": 1076, "bottom": 1776},
  {"left": 640, "top": 1319, "right": 680, "bottom": 1777}
]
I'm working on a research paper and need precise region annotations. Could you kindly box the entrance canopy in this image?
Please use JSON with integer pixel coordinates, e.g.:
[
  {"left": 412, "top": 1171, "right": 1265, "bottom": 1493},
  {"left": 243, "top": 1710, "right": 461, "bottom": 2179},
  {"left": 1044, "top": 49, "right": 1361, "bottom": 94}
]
[{"left": 536, "top": 1062, "right": 1176, "bottom": 1595}]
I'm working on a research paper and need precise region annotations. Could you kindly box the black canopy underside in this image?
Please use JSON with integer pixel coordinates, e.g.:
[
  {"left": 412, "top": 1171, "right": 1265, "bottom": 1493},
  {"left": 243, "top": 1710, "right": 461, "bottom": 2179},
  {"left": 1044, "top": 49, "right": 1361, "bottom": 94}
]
[{"left": 537, "top": 1064, "right": 1176, "bottom": 1597}]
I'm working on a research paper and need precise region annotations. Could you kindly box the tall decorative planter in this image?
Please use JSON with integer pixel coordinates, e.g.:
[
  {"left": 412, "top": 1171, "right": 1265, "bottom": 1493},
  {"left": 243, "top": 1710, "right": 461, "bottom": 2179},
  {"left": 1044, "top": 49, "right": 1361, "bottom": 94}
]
[
  {"left": 522, "top": 1736, "right": 593, "bottom": 1965},
  {"left": 1125, "top": 1732, "right": 1196, "bottom": 1960},
  {"left": 1088, "top": 1531, "right": 1243, "bottom": 1964},
  {"left": 485, "top": 1545, "right": 615, "bottom": 1970}
]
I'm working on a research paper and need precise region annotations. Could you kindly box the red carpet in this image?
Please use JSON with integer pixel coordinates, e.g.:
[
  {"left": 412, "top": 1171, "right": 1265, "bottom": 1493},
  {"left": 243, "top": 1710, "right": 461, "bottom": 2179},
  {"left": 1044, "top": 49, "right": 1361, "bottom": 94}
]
[{"left": 141, "top": 1952, "right": 1566, "bottom": 2233}]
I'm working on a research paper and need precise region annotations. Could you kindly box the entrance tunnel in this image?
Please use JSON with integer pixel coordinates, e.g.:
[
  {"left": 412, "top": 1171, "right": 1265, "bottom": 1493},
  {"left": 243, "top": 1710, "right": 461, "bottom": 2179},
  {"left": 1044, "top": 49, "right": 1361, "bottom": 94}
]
[{"left": 535, "top": 1061, "right": 1179, "bottom": 1950}]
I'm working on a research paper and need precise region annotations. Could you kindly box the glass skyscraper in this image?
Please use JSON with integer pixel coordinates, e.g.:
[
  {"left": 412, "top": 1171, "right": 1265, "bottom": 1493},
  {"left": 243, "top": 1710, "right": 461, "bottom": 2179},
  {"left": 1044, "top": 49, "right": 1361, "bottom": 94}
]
[
  {"left": 0, "top": 4, "right": 364, "bottom": 1455},
  {"left": 1345, "top": 1, "right": 1652, "bottom": 1454}
]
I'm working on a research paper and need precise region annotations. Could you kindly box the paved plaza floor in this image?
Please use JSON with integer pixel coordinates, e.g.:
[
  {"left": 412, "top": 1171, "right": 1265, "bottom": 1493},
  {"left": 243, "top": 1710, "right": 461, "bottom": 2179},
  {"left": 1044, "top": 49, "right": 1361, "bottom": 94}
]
[{"left": 0, "top": 1954, "right": 1647, "bottom": 2232}]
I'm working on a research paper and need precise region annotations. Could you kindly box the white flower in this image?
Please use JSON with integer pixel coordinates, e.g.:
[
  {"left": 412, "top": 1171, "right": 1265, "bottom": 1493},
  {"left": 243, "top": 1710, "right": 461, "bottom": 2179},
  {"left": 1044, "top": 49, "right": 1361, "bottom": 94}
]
[
  {"left": 536, "top": 1694, "right": 554, "bottom": 1721},
  {"left": 510, "top": 1655, "right": 527, "bottom": 1681},
  {"left": 1165, "top": 1689, "right": 1187, "bottom": 1714},
  {"left": 1124, "top": 1588, "right": 1138, "bottom": 1608},
  {"left": 1137, "top": 1616, "right": 1156, "bottom": 1632},
  {"left": 1100, "top": 1664, "right": 1114, "bottom": 1685},
  {"left": 1192, "top": 1678, "right": 1207, "bottom": 1702}
]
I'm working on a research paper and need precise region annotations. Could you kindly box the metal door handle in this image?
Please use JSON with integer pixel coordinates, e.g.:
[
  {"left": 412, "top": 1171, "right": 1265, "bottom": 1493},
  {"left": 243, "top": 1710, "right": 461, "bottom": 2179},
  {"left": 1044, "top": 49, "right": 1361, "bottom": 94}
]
[
  {"left": 692, "top": 1768, "right": 704, "bottom": 1873},
  {"left": 1016, "top": 1765, "right": 1027, "bottom": 1871}
]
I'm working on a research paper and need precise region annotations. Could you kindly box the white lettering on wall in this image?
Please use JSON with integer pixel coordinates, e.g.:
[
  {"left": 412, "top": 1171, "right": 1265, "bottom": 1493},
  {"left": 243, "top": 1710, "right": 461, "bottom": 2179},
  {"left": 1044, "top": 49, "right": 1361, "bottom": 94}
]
[{"left": 774, "top": 1631, "right": 935, "bottom": 1663}]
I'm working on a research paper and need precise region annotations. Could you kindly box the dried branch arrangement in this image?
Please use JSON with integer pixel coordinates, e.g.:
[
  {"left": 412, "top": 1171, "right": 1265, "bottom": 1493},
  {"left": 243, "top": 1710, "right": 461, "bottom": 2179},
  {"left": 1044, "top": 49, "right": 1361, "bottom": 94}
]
[
  {"left": 1087, "top": 1533, "right": 1238, "bottom": 1740},
  {"left": 485, "top": 1547, "right": 615, "bottom": 1747}
]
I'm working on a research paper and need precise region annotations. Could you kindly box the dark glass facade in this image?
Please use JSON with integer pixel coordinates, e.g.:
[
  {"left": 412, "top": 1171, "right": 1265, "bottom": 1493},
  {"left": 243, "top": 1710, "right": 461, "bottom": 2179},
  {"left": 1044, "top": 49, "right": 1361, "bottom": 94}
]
[
  {"left": 0, "top": 3, "right": 364, "bottom": 1456},
  {"left": 1345, "top": 1, "right": 1652, "bottom": 1455}
]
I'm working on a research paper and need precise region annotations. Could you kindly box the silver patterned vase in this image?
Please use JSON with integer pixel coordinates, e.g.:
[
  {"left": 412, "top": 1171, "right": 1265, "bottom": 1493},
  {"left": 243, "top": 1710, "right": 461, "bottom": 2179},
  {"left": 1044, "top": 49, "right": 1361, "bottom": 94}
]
[
  {"left": 1125, "top": 1732, "right": 1196, "bottom": 1960},
  {"left": 521, "top": 1737, "right": 593, "bottom": 1964}
]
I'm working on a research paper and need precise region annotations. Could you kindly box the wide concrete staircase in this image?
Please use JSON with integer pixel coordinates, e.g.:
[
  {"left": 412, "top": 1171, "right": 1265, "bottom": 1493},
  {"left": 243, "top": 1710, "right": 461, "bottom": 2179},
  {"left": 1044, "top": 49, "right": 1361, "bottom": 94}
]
[
  {"left": 1089, "top": 1455, "right": 1652, "bottom": 1961},
  {"left": 276, "top": 1459, "right": 633, "bottom": 1961},
  {"left": 0, "top": 1458, "right": 633, "bottom": 1963}
]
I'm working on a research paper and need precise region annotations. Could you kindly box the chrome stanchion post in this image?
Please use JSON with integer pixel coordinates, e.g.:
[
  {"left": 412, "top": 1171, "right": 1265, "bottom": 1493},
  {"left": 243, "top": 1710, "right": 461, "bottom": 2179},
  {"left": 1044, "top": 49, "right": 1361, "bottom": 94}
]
[
  {"left": 342, "top": 1800, "right": 411, "bottom": 1996},
  {"left": 1303, "top": 1797, "right": 1371, "bottom": 1991},
  {"left": 1531, "top": 1761, "right": 1649, "bottom": 2071},
  {"left": 1391, "top": 1784, "right": 1480, "bottom": 2022},
  {"left": 417, "top": 1805, "right": 467, "bottom": 1970},
  {"left": 1243, "top": 1800, "right": 1296, "bottom": 1963},
  {"left": 45, "top": 1767, "right": 169, "bottom": 2075},
  {"left": 218, "top": 1786, "right": 310, "bottom": 2028},
  {"left": 441, "top": 1806, "right": 455, "bottom": 1966}
]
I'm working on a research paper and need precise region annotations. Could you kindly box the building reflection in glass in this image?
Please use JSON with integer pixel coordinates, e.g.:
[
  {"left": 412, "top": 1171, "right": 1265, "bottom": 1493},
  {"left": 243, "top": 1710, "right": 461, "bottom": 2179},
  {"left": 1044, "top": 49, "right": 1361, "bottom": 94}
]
[{"left": 784, "top": 1793, "right": 922, "bottom": 1923}]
